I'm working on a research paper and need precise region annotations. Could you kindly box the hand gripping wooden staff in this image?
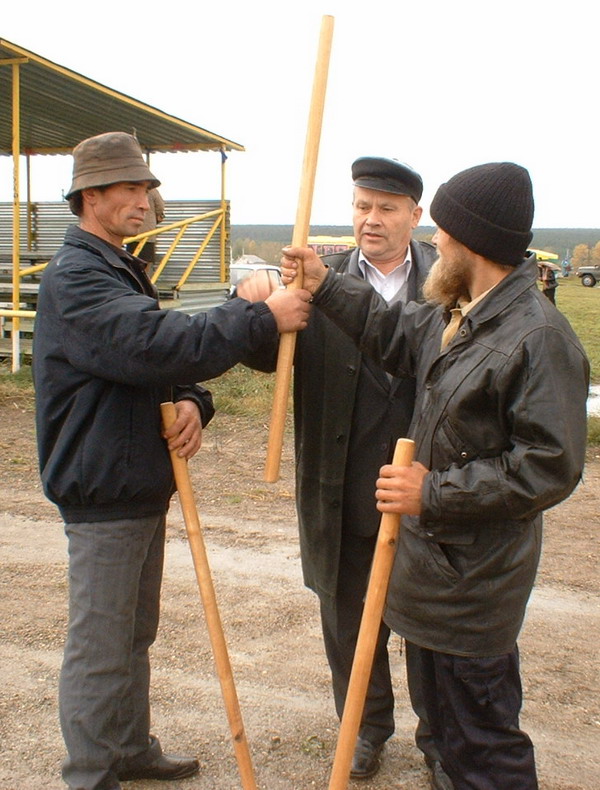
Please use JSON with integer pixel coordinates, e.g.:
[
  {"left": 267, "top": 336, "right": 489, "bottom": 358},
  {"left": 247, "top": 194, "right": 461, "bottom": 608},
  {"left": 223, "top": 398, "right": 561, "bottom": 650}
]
[
  {"left": 328, "top": 438, "right": 415, "bottom": 790},
  {"left": 264, "top": 14, "right": 334, "bottom": 483},
  {"left": 161, "top": 402, "right": 257, "bottom": 790}
]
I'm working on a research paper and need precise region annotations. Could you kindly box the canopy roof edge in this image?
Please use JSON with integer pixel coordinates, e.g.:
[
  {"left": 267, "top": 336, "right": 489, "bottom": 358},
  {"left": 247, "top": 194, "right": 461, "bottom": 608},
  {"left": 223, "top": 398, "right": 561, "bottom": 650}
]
[{"left": 0, "top": 37, "right": 245, "bottom": 156}]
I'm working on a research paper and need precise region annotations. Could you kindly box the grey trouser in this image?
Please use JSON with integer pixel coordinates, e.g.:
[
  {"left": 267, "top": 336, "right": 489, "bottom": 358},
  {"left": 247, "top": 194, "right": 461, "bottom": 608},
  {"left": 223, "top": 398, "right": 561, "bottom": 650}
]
[{"left": 60, "top": 514, "right": 166, "bottom": 790}]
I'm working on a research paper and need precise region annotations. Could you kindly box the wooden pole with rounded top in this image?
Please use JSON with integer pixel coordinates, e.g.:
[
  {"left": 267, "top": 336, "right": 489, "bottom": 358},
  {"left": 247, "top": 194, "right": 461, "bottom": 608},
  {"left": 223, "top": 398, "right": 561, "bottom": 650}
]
[
  {"left": 161, "top": 402, "right": 257, "bottom": 790},
  {"left": 264, "top": 14, "right": 335, "bottom": 482},
  {"left": 328, "top": 438, "right": 415, "bottom": 790}
]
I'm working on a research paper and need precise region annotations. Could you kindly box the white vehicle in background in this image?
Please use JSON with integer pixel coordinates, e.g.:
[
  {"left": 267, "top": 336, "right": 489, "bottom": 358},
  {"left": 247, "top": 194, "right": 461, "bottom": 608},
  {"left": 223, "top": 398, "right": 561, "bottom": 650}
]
[{"left": 228, "top": 261, "right": 282, "bottom": 298}]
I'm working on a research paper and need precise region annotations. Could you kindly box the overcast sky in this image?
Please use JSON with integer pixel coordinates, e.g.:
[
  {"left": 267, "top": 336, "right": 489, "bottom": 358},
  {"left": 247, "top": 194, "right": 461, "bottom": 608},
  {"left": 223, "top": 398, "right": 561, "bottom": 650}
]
[{"left": 2, "top": 0, "right": 597, "bottom": 228}]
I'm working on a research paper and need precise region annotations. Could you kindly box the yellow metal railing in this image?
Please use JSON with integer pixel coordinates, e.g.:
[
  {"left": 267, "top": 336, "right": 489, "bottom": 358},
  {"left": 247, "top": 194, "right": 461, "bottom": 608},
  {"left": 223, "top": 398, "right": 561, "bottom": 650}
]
[
  {"left": 124, "top": 208, "right": 227, "bottom": 288},
  {"left": 4, "top": 205, "right": 228, "bottom": 291},
  {"left": 1, "top": 207, "right": 229, "bottom": 364},
  {"left": 19, "top": 262, "right": 48, "bottom": 277}
]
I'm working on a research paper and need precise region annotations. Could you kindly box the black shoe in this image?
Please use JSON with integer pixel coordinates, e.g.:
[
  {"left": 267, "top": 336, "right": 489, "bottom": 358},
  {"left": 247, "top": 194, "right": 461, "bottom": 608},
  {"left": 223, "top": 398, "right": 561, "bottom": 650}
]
[
  {"left": 118, "top": 752, "right": 200, "bottom": 781},
  {"left": 350, "top": 736, "right": 384, "bottom": 780},
  {"left": 424, "top": 755, "right": 454, "bottom": 790}
]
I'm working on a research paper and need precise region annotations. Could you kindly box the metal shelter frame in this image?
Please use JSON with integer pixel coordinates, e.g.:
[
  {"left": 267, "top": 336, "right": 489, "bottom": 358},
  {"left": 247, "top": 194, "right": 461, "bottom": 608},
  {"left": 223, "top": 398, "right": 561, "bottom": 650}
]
[{"left": 0, "top": 37, "right": 245, "bottom": 371}]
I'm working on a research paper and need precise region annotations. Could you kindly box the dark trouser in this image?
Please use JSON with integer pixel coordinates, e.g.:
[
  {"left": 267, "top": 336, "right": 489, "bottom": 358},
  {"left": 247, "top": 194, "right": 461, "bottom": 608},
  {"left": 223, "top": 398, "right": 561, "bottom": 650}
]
[
  {"left": 60, "top": 514, "right": 166, "bottom": 790},
  {"left": 320, "top": 532, "right": 438, "bottom": 759},
  {"left": 412, "top": 642, "right": 538, "bottom": 790}
]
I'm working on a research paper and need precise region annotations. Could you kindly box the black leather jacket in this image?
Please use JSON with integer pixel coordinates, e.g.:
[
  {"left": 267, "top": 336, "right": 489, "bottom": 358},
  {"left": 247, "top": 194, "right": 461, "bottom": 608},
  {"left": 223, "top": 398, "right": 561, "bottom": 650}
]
[
  {"left": 313, "top": 255, "right": 589, "bottom": 655},
  {"left": 33, "top": 225, "right": 277, "bottom": 523}
]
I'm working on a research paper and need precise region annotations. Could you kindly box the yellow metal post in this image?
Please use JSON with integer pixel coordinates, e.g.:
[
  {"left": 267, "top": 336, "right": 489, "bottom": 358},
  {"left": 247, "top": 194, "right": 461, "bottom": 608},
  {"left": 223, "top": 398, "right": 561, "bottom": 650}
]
[
  {"left": 220, "top": 149, "right": 227, "bottom": 284},
  {"left": 12, "top": 62, "right": 21, "bottom": 372},
  {"left": 26, "top": 152, "right": 32, "bottom": 250},
  {"left": 175, "top": 215, "right": 222, "bottom": 290}
]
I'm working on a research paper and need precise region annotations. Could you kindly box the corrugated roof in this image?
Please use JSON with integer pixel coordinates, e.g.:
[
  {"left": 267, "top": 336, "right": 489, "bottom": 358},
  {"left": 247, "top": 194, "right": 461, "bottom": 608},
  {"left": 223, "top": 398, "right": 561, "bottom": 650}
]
[{"left": 0, "top": 38, "right": 244, "bottom": 156}]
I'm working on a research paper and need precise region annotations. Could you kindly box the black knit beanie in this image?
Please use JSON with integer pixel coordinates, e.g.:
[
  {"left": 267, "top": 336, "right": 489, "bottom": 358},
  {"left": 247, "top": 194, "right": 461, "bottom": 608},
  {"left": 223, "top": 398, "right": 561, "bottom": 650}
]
[{"left": 429, "top": 162, "right": 534, "bottom": 266}]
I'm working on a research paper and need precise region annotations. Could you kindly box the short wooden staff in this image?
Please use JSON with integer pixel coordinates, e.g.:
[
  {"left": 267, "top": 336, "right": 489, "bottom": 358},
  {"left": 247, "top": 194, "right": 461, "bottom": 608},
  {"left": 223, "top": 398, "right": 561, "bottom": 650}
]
[
  {"left": 161, "top": 402, "right": 257, "bottom": 790},
  {"left": 328, "top": 437, "right": 415, "bottom": 790},
  {"left": 264, "top": 14, "right": 334, "bottom": 483}
]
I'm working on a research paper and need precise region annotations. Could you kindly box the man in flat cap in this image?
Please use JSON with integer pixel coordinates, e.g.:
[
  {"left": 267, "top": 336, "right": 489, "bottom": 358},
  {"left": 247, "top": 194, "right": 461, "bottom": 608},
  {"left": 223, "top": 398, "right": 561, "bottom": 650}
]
[
  {"left": 280, "top": 162, "right": 589, "bottom": 789},
  {"left": 242, "top": 156, "right": 446, "bottom": 783},
  {"left": 33, "top": 131, "right": 311, "bottom": 790}
]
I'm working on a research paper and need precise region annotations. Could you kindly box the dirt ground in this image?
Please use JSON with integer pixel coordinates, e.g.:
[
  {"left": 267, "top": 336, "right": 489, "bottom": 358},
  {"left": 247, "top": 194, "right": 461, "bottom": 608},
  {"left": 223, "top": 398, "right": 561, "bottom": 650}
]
[{"left": 0, "top": 399, "right": 598, "bottom": 790}]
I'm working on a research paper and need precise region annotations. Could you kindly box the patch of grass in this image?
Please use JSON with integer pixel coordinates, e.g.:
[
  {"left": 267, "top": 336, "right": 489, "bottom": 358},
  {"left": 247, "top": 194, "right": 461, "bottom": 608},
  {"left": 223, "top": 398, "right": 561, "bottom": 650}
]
[
  {"left": 0, "top": 360, "right": 32, "bottom": 385},
  {"left": 300, "top": 734, "right": 329, "bottom": 758},
  {"left": 553, "top": 277, "right": 600, "bottom": 383},
  {"left": 0, "top": 361, "right": 34, "bottom": 407},
  {"left": 0, "top": 361, "right": 282, "bottom": 418},
  {"left": 3, "top": 279, "right": 600, "bottom": 445},
  {"left": 207, "top": 364, "right": 282, "bottom": 417},
  {"left": 587, "top": 415, "right": 600, "bottom": 446}
]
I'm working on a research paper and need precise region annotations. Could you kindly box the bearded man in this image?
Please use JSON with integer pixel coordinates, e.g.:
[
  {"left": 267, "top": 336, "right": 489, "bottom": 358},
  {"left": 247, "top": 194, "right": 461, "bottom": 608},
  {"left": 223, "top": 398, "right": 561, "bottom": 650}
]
[{"left": 278, "top": 162, "right": 589, "bottom": 790}]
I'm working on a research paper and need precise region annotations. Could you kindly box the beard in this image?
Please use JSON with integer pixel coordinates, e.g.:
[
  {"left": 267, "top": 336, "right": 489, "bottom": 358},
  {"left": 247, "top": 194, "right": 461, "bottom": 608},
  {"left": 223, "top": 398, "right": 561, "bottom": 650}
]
[{"left": 423, "top": 254, "right": 472, "bottom": 309}]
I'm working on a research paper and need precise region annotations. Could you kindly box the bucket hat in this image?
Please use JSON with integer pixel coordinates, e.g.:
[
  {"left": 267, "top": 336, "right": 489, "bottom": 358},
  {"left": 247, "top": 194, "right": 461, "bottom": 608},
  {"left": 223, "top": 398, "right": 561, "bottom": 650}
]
[{"left": 66, "top": 132, "right": 160, "bottom": 198}]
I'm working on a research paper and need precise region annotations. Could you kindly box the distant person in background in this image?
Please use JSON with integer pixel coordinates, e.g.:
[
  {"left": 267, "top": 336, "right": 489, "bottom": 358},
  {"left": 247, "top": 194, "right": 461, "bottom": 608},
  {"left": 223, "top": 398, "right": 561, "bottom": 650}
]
[
  {"left": 539, "top": 262, "right": 558, "bottom": 304},
  {"left": 126, "top": 186, "right": 165, "bottom": 272}
]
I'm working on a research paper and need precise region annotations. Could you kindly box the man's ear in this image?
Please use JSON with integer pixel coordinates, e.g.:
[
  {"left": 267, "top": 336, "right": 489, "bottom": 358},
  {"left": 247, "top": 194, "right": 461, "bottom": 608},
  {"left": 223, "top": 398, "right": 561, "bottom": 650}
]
[
  {"left": 412, "top": 205, "right": 423, "bottom": 228},
  {"left": 81, "top": 187, "right": 98, "bottom": 206}
]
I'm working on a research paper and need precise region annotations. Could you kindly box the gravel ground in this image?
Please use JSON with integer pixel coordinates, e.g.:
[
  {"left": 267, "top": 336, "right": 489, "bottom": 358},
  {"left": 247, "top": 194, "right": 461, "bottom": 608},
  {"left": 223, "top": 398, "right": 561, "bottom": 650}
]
[{"left": 0, "top": 404, "right": 598, "bottom": 789}]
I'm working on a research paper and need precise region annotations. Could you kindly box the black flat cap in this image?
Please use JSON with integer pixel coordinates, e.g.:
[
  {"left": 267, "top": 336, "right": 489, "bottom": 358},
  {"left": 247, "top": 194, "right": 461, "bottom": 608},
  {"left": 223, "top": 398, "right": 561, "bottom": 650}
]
[{"left": 352, "top": 156, "right": 423, "bottom": 202}]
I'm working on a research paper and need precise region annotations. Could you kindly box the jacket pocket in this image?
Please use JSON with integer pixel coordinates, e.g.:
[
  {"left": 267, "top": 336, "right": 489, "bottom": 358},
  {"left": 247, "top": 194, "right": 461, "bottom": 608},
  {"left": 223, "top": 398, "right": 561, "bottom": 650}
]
[
  {"left": 436, "top": 415, "right": 479, "bottom": 464},
  {"left": 453, "top": 654, "right": 521, "bottom": 726},
  {"left": 424, "top": 540, "right": 462, "bottom": 583}
]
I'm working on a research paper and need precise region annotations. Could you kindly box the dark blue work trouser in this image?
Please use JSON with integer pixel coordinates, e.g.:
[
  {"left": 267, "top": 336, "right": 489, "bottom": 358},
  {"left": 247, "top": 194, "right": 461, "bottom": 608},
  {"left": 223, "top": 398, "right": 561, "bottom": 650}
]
[{"left": 412, "top": 643, "right": 538, "bottom": 790}]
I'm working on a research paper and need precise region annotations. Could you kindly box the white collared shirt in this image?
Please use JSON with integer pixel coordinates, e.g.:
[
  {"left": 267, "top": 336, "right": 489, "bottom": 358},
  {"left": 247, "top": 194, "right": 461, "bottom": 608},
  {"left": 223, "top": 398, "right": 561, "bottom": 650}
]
[{"left": 358, "top": 247, "right": 412, "bottom": 303}]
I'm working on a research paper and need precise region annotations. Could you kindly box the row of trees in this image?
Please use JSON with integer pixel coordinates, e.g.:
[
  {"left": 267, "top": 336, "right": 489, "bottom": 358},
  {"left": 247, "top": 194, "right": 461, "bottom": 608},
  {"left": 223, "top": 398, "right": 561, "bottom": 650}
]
[
  {"left": 232, "top": 233, "right": 600, "bottom": 270},
  {"left": 232, "top": 238, "right": 290, "bottom": 263},
  {"left": 571, "top": 242, "right": 600, "bottom": 269}
]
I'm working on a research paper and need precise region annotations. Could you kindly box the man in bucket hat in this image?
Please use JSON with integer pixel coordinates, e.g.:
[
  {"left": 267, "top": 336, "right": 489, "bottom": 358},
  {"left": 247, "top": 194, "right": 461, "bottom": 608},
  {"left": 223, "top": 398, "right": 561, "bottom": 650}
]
[
  {"left": 278, "top": 162, "right": 589, "bottom": 789},
  {"left": 33, "top": 131, "right": 311, "bottom": 790}
]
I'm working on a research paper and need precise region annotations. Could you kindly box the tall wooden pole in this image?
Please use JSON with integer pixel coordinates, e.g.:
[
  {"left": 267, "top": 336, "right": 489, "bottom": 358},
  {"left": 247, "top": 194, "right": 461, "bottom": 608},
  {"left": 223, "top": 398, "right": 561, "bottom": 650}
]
[
  {"left": 328, "top": 438, "right": 415, "bottom": 790},
  {"left": 264, "top": 15, "right": 334, "bottom": 482},
  {"left": 161, "top": 402, "right": 257, "bottom": 790}
]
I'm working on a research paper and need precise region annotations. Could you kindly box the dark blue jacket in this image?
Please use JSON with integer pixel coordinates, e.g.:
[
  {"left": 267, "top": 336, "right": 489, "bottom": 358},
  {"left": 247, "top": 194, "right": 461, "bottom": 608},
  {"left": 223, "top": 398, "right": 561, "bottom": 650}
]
[{"left": 33, "top": 225, "right": 277, "bottom": 523}]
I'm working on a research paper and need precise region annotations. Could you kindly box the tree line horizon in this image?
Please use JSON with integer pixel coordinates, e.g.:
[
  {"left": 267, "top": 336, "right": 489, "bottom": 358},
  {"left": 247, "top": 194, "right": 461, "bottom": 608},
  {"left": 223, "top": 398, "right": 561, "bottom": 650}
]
[{"left": 231, "top": 225, "right": 600, "bottom": 267}]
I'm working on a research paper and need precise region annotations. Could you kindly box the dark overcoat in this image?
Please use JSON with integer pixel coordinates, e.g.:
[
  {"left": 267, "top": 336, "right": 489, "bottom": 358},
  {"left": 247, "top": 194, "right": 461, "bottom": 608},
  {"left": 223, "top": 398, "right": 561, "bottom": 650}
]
[{"left": 244, "top": 241, "right": 436, "bottom": 603}]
